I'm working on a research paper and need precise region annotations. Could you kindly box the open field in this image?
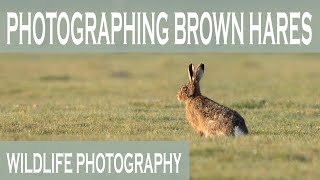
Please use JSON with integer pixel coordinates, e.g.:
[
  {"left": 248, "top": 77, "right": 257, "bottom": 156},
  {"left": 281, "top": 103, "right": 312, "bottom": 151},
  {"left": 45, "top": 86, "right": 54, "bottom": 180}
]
[{"left": 0, "top": 53, "right": 320, "bottom": 179}]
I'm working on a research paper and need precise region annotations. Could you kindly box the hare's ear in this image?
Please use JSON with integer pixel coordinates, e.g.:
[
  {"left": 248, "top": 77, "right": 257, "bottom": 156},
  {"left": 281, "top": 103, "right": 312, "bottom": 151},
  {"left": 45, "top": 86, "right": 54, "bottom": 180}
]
[
  {"left": 188, "top": 63, "right": 195, "bottom": 82},
  {"left": 195, "top": 63, "right": 204, "bottom": 81}
]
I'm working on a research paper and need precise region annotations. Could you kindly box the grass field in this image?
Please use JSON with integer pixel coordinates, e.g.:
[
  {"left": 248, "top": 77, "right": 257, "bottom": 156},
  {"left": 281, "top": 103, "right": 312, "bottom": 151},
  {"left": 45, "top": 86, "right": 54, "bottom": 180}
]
[{"left": 0, "top": 53, "right": 320, "bottom": 179}]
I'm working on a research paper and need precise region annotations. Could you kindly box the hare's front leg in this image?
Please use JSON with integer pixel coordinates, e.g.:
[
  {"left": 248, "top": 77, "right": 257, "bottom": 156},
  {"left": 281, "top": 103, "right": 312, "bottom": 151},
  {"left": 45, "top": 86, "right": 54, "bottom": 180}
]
[{"left": 197, "top": 130, "right": 204, "bottom": 137}]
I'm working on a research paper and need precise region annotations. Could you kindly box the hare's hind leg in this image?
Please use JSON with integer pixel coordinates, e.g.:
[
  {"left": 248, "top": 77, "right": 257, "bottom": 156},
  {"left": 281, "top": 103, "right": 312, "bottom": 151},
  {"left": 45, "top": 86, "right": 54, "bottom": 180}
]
[{"left": 207, "top": 122, "right": 233, "bottom": 137}]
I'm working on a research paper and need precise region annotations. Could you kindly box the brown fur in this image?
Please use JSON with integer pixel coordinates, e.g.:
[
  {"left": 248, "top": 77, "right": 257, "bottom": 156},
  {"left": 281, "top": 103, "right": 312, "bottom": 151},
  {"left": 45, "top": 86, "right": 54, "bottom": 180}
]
[{"left": 177, "top": 63, "right": 248, "bottom": 137}]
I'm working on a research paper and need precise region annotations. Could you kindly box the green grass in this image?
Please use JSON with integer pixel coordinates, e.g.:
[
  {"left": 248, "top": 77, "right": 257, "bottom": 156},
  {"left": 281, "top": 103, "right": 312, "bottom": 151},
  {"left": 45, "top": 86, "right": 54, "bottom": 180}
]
[{"left": 0, "top": 53, "right": 320, "bottom": 179}]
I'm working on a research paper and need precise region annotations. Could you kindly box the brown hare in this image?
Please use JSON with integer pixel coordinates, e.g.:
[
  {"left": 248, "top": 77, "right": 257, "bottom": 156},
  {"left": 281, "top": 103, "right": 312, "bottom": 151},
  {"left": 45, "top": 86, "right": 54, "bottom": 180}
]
[{"left": 177, "top": 63, "right": 248, "bottom": 137}]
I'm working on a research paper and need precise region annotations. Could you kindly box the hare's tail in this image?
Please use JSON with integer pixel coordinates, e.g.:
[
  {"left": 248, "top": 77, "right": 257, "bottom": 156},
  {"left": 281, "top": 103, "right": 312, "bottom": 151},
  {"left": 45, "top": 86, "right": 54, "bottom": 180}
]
[
  {"left": 234, "top": 118, "right": 249, "bottom": 136},
  {"left": 234, "top": 126, "right": 248, "bottom": 136}
]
